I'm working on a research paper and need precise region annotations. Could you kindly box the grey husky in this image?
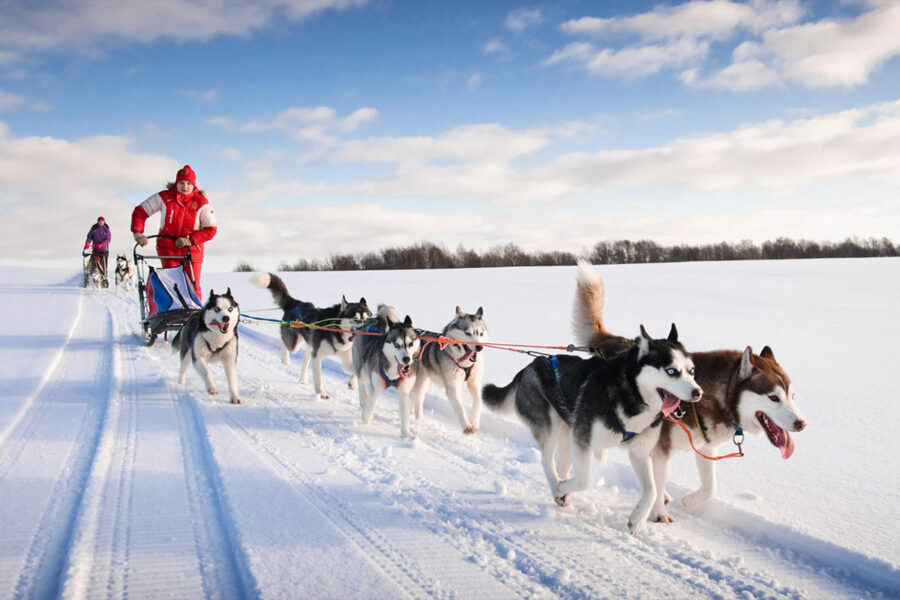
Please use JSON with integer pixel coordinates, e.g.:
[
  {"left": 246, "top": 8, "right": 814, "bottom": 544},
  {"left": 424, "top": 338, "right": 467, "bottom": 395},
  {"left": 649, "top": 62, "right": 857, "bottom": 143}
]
[
  {"left": 252, "top": 273, "right": 372, "bottom": 399},
  {"left": 571, "top": 259, "right": 806, "bottom": 524},
  {"left": 482, "top": 325, "right": 702, "bottom": 534},
  {"left": 172, "top": 288, "right": 242, "bottom": 404},
  {"left": 353, "top": 312, "right": 422, "bottom": 439},
  {"left": 411, "top": 306, "right": 488, "bottom": 434}
]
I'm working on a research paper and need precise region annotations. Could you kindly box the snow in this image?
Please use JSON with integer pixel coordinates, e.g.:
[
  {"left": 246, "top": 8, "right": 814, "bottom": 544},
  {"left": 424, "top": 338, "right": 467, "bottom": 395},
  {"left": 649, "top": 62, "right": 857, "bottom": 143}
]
[{"left": 0, "top": 259, "right": 897, "bottom": 599}]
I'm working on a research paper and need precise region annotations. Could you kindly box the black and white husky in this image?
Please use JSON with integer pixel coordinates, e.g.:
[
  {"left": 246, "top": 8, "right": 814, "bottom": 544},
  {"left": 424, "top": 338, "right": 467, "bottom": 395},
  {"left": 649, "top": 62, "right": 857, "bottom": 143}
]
[
  {"left": 114, "top": 254, "right": 137, "bottom": 295},
  {"left": 482, "top": 325, "right": 702, "bottom": 534},
  {"left": 411, "top": 307, "right": 488, "bottom": 435},
  {"left": 252, "top": 273, "right": 372, "bottom": 399},
  {"left": 353, "top": 312, "right": 422, "bottom": 439},
  {"left": 172, "top": 288, "right": 242, "bottom": 404}
]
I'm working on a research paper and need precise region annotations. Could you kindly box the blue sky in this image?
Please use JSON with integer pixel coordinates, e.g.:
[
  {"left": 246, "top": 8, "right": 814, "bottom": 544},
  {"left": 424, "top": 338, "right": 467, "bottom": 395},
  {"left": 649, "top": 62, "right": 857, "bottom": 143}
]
[{"left": 1, "top": 0, "right": 899, "bottom": 270}]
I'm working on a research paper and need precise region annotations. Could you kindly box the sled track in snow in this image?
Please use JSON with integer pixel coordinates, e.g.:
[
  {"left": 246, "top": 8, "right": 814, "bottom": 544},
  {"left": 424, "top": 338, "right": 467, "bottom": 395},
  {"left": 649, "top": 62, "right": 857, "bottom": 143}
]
[
  {"left": 0, "top": 297, "right": 114, "bottom": 599},
  {"left": 57, "top": 293, "right": 254, "bottom": 599}
]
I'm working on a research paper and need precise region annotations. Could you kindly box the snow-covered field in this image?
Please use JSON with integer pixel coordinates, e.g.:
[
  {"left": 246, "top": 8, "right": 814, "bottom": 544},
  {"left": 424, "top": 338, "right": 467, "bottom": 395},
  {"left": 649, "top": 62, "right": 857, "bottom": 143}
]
[{"left": 0, "top": 258, "right": 897, "bottom": 599}]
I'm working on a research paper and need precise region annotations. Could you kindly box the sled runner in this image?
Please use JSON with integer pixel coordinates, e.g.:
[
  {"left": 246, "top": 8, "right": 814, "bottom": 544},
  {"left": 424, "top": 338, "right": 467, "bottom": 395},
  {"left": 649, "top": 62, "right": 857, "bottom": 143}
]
[{"left": 134, "top": 235, "right": 202, "bottom": 346}]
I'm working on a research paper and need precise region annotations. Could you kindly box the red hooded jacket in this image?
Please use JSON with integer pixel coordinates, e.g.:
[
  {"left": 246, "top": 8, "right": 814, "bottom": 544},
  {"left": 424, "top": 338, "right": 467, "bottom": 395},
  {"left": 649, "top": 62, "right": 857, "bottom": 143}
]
[{"left": 130, "top": 187, "right": 217, "bottom": 263}]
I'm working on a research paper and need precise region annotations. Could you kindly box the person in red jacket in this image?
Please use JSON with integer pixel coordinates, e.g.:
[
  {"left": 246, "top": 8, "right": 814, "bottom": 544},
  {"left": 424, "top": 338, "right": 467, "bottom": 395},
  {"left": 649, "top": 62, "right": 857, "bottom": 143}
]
[{"left": 131, "top": 165, "right": 217, "bottom": 296}]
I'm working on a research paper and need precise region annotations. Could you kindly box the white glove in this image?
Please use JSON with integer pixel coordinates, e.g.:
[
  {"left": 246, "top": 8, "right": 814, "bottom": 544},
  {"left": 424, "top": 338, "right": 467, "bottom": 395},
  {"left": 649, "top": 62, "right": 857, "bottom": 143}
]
[{"left": 175, "top": 236, "right": 191, "bottom": 248}]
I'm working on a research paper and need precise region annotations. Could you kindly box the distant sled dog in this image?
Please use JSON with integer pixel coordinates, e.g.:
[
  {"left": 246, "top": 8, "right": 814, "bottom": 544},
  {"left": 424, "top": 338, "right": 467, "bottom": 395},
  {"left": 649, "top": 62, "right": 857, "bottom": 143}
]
[
  {"left": 353, "top": 309, "right": 422, "bottom": 439},
  {"left": 571, "top": 259, "right": 806, "bottom": 524},
  {"left": 114, "top": 254, "right": 137, "bottom": 295},
  {"left": 411, "top": 306, "right": 489, "bottom": 435},
  {"left": 172, "top": 288, "right": 242, "bottom": 404},
  {"left": 252, "top": 272, "right": 372, "bottom": 399},
  {"left": 482, "top": 323, "right": 702, "bottom": 535}
]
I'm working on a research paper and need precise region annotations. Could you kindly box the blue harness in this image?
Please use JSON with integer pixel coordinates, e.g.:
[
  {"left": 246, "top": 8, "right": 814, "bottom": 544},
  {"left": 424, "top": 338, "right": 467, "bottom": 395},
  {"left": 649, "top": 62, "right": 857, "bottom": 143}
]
[{"left": 549, "top": 355, "right": 636, "bottom": 442}]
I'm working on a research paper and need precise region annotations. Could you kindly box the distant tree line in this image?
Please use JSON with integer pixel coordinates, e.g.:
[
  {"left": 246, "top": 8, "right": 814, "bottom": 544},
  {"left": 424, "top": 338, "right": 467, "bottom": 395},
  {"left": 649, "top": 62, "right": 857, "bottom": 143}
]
[{"left": 234, "top": 237, "right": 898, "bottom": 272}]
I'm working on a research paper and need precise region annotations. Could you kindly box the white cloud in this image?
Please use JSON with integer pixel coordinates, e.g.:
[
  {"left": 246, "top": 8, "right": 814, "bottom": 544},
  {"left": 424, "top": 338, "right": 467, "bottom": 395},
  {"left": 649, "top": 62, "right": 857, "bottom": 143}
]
[
  {"left": 210, "top": 106, "right": 378, "bottom": 145},
  {"left": 0, "top": 90, "right": 27, "bottom": 111},
  {"left": 483, "top": 39, "right": 509, "bottom": 55},
  {"left": 0, "top": 123, "right": 177, "bottom": 260},
  {"left": 560, "top": 1, "right": 804, "bottom": 41},
  {"left": 467, "top": 72, "right": 485, "bottom": 91},
  {"left": 505, "top": 8, "right": 543, "bottom": 33},
  {"left": 551, "top": 1, "right": 900, "bottom": 90},
  {"left": 0, "top": 0, "right": 369, "bottom": 59}
]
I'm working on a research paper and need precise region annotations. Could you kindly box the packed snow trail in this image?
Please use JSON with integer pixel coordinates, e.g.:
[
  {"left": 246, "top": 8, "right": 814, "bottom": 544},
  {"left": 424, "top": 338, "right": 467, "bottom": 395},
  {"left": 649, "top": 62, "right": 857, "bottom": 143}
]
[{"left": 0, "top": 267, "right": 897, "bottom": 599}]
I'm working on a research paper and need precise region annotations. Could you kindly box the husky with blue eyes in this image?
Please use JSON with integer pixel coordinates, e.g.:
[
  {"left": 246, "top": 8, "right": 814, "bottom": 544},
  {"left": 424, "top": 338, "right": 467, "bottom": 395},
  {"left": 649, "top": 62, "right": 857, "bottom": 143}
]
[
  {"left": 172, "top": 288, "right": 242, "bottom": 404},
  {"left": 354, "top": 312, "right": 422, "bottom": 439},
  {"left": 482, "top": 322, "right": 702, "bottom": 535},
  {"left": 411, "top": 306, "right": 489, "bottom": 435}
]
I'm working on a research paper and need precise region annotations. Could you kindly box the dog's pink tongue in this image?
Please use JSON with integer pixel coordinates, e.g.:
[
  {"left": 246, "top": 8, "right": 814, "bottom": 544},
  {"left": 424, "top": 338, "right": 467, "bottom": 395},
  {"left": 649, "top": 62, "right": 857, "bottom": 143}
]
[
  {"left": 661, "top": 396, "right": 681, "bottom": 418},
  {"left": 779, "top": 431, "right": 795, "bottom": 459}
]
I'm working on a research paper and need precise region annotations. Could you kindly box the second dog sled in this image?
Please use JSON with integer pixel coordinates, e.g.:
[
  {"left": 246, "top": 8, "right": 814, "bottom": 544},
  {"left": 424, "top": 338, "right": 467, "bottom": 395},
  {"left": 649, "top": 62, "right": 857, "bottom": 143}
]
[{"left": 134, "top": 234, "right": 202, "bottom": 346}]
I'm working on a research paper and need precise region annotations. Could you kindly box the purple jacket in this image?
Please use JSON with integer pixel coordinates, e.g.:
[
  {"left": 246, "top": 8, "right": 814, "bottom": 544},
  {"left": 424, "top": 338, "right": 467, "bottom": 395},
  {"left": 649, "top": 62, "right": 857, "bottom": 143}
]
[{"left": 85, "top": 223, "right": 111, "bottom": 251}]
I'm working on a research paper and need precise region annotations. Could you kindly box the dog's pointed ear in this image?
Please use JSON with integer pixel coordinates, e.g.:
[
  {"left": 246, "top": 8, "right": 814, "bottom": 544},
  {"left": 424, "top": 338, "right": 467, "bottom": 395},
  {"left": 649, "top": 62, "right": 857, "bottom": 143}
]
[
  {"left": 225, "top": 287, "right": 232, "bottom": 297},
  {"left": 476, "top": 306, "right": 483, "bottom": 317},
  {"left": 760, "top": 345, "right": 775, "bottom": 362},
  {"left": 637, "top": 328, "right": 650, "bottom": 359},
  {"left": 455, "top": 305, "right": 465, "bottom": 317},
  {"left": 208, "top": 289, "right": 215, "bottom": 299},
  {"left": 404, "top": 315, "right": 413, "bottom": 327},
  {"left": 667, "top": 323, "right": 678, "bottom": 343},
  {"left": 341, "top": 295, "right": 348, "bottom": 310},
  {"left": 359, "top": 297, "right": 367, "bottom": 306},
  {"left": 740, "top": 346, "right": 754, "bottom": 380}
]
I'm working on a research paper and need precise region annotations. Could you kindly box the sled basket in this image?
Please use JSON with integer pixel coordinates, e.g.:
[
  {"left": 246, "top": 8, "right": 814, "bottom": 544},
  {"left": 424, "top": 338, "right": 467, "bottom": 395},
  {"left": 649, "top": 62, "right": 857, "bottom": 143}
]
[{"left": 145, "top": 265, "right": 202, "bottom": 316}]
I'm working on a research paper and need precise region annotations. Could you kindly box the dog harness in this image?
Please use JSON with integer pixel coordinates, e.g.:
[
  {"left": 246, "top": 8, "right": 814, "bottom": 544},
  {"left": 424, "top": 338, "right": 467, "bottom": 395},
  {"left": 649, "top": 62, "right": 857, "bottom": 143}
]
[
  {"left": 378, "top": 359, "right": 409, "bottom": 389},
  {"left": 548, "top": 356, "right": 638, "bottom": 442}
]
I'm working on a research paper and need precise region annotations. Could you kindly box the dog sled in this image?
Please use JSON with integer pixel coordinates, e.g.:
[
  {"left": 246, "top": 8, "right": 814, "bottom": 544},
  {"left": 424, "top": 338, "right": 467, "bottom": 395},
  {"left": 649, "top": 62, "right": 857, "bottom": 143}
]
[
  {"left": 134, "top": 234, "right": 202, "bottom": 346},
  {"left": 82, "top": 251, "right": 108, "bottom": 288}
]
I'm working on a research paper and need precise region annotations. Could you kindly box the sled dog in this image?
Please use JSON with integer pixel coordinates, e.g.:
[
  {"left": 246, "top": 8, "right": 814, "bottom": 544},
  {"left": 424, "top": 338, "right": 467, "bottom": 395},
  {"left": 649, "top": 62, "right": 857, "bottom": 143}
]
[
  {"left": 411, "top": 306, "right": 489, "bottom": 435},
  {"left": 114, "top": 254, "right": 137, "bottom": 295},
  {"left": 252, "top": 272, "right": 371, "bottom": 399},
  {"left": 83, "top": 257, "right": 102, "bottom": 290},
  {"left": 571, "top": 260, "right": 806, "bottom": 524},
  {"left": 172, "top": 288, "right": 242, "bottom": 404},
  {"left": 354, "top": 312, "right": 421, "bottom": 439},
  {"left": 483, "top": 323, "right": 702, "bottom": 534}
]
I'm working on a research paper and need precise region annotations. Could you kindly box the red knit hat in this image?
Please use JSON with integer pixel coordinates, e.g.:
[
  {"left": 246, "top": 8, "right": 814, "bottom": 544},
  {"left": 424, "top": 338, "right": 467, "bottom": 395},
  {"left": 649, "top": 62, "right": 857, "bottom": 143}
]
[{"left": 176, "top": 165, "right": 197, "bottom": 186}]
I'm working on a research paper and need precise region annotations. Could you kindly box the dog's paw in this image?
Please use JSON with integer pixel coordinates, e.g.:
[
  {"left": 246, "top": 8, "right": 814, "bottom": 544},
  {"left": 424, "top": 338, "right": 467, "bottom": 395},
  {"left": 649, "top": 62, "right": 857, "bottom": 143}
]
[
  {"left": 178, "top": 377, "right": 186, "bottom": 386},
  {"left": 347, "top": 380, "right": 357, "bottom": 390},
  {"left": 208, "top": 385, "right": 218, "bottom": 396},
  {"left": 652, "top": 510, "right": 674, "bottom": 524},
  {"left": 628, "top": 519, "right": 646, "bottom": 535},
  {"left": 230, "top": 397, "right": 243, "bottom": 405},
  {"left": 554, "top": 494, "right": 570, "bottom": 507},
  {"left": 463, "top": 425, "right": 478, "bottom": 435},
  {"left": 319, "top": 392, "right": 330, "bottom": 400}
]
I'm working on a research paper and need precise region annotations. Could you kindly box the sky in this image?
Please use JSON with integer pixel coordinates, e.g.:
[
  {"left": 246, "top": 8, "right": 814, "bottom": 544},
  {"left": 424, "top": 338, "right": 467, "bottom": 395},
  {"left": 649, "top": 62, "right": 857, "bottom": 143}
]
[{"left": 1, "top": 0, "right": 899, "bottom": 271}]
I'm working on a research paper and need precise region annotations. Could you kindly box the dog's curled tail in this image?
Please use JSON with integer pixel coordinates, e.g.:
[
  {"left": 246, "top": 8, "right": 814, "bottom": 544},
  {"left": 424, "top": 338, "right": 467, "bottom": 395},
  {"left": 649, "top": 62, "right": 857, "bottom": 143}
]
[
  {"left": 482, "top": 372, "right": 522, "bottom": 415},
  {"left": 250, "top": 272, "right": 293, "bottom": 310},
  {"left": 376, "top": 304, "right": 400, "bottom": 325},
  {"left": 572, "top": 259, "right": 610, "bottom": 347}
]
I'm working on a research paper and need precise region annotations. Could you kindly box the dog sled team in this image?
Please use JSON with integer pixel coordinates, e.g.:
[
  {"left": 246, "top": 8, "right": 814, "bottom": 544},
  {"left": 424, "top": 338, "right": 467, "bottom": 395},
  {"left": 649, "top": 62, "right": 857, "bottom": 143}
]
[{"left": 244, "top": 263, "right": 805, "bottom": 535}]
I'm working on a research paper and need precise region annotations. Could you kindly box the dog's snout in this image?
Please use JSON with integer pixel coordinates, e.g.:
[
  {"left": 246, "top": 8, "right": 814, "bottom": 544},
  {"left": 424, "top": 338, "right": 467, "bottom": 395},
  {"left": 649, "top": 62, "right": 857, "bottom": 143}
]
[
  {"left": 475, "top": 345, "right": 484, "bottom": 352},
  {"left": 793, "top": 419, "right": 806, "bottom": 432},
  {"left": 402, "top": 356, "right": 411, "bottom": 364},
  {"left": 692, "top": 388, "right": 702, "bottom": 400},
  {"left": 222, "top": 315, "right": 230, "bottom": 323}
]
